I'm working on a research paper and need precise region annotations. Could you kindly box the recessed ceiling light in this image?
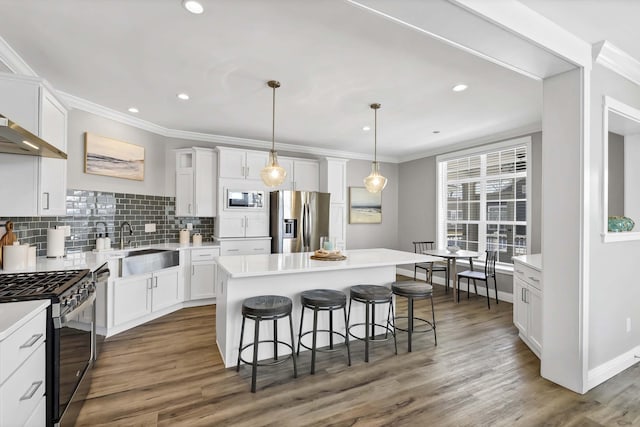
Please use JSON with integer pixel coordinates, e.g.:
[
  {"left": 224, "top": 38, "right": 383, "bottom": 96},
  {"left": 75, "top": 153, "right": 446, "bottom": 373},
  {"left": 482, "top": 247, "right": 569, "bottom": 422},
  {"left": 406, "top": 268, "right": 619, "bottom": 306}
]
[
  {"left": 362, "top": 126, "right": 371, "bottom": 131},
  {"left": 177, "top": 93, "right": 190, "bottom": 100},
  {"left": 183, "top": 0, "right": 204, "bottom": 14},
  {"left": 452, "top": 84, "right": 468, "bottom": 92},
  {"left": 432, "top": 130, "right": 441, "bottom": 134},
  {"left": 128, "top": 107, "right": 139, "bottom": 113}
]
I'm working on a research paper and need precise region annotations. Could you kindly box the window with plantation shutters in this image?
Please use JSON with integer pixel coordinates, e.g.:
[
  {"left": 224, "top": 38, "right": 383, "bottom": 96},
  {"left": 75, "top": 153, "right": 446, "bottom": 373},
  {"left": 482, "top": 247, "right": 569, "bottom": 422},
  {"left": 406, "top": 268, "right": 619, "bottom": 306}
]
[{"left": 437, "top": 137, "right": 530, "bottom": 265}]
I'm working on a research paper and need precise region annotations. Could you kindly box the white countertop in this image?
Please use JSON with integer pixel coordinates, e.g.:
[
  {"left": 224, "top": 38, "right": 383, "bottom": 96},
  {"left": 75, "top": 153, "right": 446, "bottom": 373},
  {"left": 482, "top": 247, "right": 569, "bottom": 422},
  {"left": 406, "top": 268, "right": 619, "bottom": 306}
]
[
  {"left": 0, "top": 242, "right": 220, "bottom": 274},
  {"left": 512, "top": 253, "right": 542, "bottom": 271},
  {"left": 216, "top": 248, "right": 431, "bottom": 278},
  {"left": 0, "top": 300, "right": 50, "bottom": 341}
]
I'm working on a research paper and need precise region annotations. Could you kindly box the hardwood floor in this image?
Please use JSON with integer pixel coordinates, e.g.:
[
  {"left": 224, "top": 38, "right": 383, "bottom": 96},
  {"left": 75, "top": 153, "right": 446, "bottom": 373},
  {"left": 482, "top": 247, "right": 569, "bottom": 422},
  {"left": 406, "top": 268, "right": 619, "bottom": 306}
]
[{"left": 76, "top": 281, "right": 640, "bottom": 426}]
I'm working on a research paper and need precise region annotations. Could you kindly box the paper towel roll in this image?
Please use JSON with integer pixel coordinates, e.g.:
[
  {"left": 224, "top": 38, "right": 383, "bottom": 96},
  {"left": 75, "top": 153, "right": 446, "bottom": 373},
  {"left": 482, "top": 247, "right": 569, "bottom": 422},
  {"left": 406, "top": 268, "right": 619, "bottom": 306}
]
[
  {"left": 3, "top": 244, "right": 28, "bottom": 271},
  {"left": 47, "top": 228, "right": 65, "bottom": 258},
  {"left": 179, "top": 229, "right": 190, "bottom": 246}
]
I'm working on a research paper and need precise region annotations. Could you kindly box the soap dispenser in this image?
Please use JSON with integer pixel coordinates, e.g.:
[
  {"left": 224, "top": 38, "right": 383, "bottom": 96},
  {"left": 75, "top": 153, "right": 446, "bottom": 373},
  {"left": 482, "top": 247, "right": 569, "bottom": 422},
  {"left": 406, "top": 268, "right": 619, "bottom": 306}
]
[{"left": 104, "top": 231, "right": 111, "bottom": 250}]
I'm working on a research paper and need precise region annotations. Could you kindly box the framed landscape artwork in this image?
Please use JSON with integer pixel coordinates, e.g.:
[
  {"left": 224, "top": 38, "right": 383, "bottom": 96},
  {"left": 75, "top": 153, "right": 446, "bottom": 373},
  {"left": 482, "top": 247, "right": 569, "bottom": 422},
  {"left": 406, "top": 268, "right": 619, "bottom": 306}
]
[
  {"left": 85, "top": 133, "right": 145, "bottom": 181},
  {"left": 349, "top": 187, "right": 382, "bottom": 224}
]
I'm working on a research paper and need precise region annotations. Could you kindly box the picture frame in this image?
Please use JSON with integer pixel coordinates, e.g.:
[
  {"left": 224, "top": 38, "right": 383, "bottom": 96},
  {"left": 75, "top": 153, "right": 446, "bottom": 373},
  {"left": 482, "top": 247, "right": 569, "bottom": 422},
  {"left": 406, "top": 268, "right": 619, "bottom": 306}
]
[
  {"left": 84, "top": 132, "right": 145, "bottom": 181},
  {"left": 349, "top": 187, "right": 382, "bottom": 224}
]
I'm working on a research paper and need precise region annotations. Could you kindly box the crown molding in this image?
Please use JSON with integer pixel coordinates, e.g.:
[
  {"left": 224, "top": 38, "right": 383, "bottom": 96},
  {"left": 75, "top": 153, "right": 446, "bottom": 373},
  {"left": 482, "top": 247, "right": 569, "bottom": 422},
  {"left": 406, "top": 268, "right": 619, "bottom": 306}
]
[
  {"left": 593, "top": 41, "right": 640, "bottom": 87},
  {"left": 0, "top": 35, "right": 38, "bottom": 76},
  {"left": 58, "top": 90, "right": 398, "bottom": 163},
  {"left": 397, "top": 122, "right": 541, "bottom": 163}
]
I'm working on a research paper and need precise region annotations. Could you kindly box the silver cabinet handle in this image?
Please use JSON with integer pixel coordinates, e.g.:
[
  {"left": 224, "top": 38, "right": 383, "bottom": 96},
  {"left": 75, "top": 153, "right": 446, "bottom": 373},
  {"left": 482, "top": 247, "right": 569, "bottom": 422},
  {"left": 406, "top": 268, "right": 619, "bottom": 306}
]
[
  {"left": 241, "top": 166, "right": 246, "bottom": 177},
  {"left": 43, "top": 192, "right": 50, "bottom": 210},
  {"left": 154, "top": 276, "right": 158, "bottom": 288},
  {"left": 521, "top": 288, "right": 525, "bottom": 302},
  {"left": 188, "top": 203, "right": 192, "bottom": 214},
  {"left": 245, "top": 217, "right": 249, "bottom": 227},
  {"left": 528, "top": 276, "right": 540, "bottom": 282},
  {"left": 227, "top": 249, "right": 239, "bottom": 252},
  {"left": 195, "top": 203, "right": 199, "bottom": 215},
  {"left": 20, "top": 381, "right": 43, "bottom": 401},
  {"left": 192, "top": 265, "right": 195, "bottom": 275},
  {"left": 20, "top": 333, "right": 43, "bottom": 349},
  {"left": 516, "top": 269, "right": 524, "bottom": 274},
  {"left": 246, "top": 166, "right": 249, "bottom": 178},
  {"left": 253, "top": 248, "right": 263, "bottom": 251}
]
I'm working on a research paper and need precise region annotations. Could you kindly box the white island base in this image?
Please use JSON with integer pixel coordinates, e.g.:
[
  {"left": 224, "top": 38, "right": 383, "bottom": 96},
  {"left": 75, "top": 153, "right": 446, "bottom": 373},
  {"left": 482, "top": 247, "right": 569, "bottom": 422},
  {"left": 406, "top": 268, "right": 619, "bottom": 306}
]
[{"left": 215, "top": 248, "right": 431, "bottom": 368}]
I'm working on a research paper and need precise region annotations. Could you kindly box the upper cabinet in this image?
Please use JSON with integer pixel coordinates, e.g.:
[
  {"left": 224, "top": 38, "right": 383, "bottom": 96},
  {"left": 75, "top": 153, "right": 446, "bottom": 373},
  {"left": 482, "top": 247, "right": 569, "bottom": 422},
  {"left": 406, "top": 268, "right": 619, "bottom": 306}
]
[
  {"left": 175, "top": 148, "right": 217, "bottom": 217},
  {"left": 274, "top": 157, "right": 319, "bottom": 192},
  {"left": 0, "top": 74, "right": 67, "bottom": 216},
  {"left": 217, "top": 147, "right": 268, "bottom": 180}
]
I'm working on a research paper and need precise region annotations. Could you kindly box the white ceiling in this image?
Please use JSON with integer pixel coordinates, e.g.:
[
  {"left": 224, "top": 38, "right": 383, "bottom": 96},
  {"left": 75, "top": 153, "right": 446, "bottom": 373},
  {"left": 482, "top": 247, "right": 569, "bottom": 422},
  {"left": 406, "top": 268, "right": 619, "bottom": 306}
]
[{"left": 0, "top": 1, "right": 555, "bottom": 161}]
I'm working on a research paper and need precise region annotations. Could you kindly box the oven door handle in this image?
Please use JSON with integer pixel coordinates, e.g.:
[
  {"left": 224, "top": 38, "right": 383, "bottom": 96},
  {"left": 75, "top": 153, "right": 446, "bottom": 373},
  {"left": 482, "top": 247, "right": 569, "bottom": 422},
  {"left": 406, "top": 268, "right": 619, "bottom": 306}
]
[{"left": 57, "top": 293, "right": 96, "bottom": 328}]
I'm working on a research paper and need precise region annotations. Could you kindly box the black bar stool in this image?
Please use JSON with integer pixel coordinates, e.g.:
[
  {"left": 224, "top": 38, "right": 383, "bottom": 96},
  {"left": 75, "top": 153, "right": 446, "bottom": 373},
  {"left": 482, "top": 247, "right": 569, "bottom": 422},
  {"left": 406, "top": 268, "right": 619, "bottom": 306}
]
[
  {"left": 391, "top": 281, "right": 437, "bottom": 352},
  {"left": 236, "top": 295, "right": 297, "bottom": 392},
  {"left": 297, "top": 289, "right": 351, "bottom": 374},
  {"left": 347, "top": 284, "right": 397, "bottom": 362}
]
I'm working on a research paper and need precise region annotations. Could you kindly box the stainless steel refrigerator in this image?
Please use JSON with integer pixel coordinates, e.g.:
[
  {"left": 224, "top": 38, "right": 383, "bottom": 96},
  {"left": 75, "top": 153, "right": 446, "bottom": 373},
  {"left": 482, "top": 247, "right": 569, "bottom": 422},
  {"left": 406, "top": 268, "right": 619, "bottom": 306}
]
[{"left": 270, "top": 190, "right": 331, "bottom": 253}]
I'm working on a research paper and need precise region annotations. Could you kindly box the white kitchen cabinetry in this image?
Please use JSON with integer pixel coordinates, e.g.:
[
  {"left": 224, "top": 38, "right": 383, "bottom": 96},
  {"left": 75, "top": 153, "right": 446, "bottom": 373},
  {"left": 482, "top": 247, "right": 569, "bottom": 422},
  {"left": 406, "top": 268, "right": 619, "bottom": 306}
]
[
  {"left": 217, "top": 146, "right": 268, "bottom": 180},
  {"left": 175, "top": 148, "right": 217, "bottom": 217},
  {"left": 275, "top": 157, "right": 320, "bottom": 192},
  {"left": 513, "top": 256, "right": 543, "bottom": 358},
  {"left": 320, "top": 158, "right": 348, "bottom": 247},
  {"left": 0, "top": 301, "right": 48, "bottom": 427},
  {"left": 219, "top": 238, "right": 271, "bottom": 255},
  {"left": 0, "top": 74, "right": 68, "bottom": 216},
  {"left": 187, "top": 247, "right": 220, "bottom": 300},
  {"left": 112, "top": 267, "right": 181, "bottom": 326},
  {"left": 217, "top": 213, "right": 269, "bottom": 238}
]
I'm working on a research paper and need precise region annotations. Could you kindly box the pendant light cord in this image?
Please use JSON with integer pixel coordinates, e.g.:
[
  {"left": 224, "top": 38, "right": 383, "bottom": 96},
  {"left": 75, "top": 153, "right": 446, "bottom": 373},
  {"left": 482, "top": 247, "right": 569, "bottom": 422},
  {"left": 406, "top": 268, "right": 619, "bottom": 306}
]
[
  {"left": 272, "top": 84, "right": 276, "bottom": 152},
  {"left": 374, "top": 106, "right": 377, "bottom": 162}
]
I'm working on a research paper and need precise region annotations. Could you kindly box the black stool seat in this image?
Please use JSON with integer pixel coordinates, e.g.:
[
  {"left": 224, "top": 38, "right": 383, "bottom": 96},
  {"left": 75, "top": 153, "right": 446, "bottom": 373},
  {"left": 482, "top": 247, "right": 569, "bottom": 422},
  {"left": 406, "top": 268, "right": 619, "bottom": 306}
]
[
  {"left": 391, "top": 280, "right": 437, "bottom": 352},
  {"left": 350, "top": 284, "right": 392, "bottom": 302},
  {"left": 301, "top": 289, "right": 347, "bottom": 308},
  {"left": 391, "top": 281, "right": 433, "bottom": 298},
  {"left": 242, "top": 295, "right": 292, "bottom": 317}
]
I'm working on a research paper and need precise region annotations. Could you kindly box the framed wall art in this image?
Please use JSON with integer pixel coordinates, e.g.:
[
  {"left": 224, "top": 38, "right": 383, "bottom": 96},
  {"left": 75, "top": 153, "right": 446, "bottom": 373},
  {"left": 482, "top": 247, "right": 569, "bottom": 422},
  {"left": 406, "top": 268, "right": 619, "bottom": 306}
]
[
  {"left": 85, "top": 133, "right": 145, "bottom": 181},
  {"left": 349, "top": 187, "right": 382, "bottom": 224}
]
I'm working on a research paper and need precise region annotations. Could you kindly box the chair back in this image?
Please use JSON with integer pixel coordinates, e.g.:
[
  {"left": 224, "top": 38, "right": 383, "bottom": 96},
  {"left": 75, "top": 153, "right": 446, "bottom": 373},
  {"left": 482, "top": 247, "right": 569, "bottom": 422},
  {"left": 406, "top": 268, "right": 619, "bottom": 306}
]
[
  {"left": 413, "top": 241, "right": 436, "bottom": 254},
  {"left": 485, "top": 250, "right": 497, "bottom": 278}
]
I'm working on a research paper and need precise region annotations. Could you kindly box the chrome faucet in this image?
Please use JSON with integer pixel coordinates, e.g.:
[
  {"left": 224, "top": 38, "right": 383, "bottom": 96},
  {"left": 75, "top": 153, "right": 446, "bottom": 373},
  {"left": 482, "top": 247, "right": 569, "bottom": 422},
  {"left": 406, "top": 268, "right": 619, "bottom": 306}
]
[{"left": 120, "top": 221, "right": 133, "bottom": 250}]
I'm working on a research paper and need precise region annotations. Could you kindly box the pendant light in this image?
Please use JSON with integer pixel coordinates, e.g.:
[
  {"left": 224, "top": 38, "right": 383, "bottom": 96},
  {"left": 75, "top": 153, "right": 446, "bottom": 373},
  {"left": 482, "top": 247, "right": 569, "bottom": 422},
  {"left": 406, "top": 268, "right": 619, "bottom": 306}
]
[
  {"left": 260, "top": 80, "right": 287, "bottom": 187},
  {"left": 363, "top": 103, "right": 388, "bottom": 193}
]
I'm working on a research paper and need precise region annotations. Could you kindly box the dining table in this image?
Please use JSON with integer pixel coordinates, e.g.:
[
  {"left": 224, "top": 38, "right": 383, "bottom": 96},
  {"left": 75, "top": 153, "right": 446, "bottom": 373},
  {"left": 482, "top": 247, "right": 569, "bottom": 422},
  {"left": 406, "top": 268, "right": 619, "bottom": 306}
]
[{"left": 423, "top": 249, "right": 481, "bottom": 302}]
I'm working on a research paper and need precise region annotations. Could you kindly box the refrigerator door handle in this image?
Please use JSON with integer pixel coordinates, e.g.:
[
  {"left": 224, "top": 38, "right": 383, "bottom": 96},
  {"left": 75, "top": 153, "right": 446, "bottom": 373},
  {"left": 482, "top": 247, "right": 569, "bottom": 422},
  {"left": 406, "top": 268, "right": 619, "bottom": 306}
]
[{"left": 302, "top": 202, "right": 311, "bottom": 251}]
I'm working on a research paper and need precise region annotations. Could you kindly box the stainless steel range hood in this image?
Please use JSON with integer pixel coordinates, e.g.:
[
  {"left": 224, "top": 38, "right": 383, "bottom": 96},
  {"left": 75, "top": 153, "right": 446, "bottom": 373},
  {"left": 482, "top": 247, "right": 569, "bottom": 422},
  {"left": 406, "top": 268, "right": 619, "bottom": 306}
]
[{"left": 0, "top": 114, "right": 67, "bottom": 159}]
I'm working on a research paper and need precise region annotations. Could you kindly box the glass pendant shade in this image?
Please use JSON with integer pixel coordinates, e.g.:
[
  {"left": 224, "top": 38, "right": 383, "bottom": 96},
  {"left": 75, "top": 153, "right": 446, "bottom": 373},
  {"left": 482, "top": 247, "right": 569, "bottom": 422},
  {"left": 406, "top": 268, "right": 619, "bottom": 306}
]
[
  {"left": 261, "top": 150, "right": 287, "bottom": 187},
  {"left": 261, "top": 79, "right": 288, "bottom": 187},
  {"left": 363, "top": 161, "right": 387, "bottom": 193}
]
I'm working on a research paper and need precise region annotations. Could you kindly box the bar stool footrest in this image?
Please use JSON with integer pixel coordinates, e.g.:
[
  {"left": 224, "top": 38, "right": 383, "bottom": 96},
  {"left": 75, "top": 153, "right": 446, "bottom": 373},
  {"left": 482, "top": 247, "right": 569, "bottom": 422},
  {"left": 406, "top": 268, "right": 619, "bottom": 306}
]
[
  {"left": 239, "top": 340, "right": 296, "bottom": 367},
  {"left": 347, "top": 322, "right": 396, "bottom": 342},
  {"left": 298, "top": 329, "right": 349, "bottom": 353},
  {"left": 393, "top": 315, "right": 435, "bottom": 334}
]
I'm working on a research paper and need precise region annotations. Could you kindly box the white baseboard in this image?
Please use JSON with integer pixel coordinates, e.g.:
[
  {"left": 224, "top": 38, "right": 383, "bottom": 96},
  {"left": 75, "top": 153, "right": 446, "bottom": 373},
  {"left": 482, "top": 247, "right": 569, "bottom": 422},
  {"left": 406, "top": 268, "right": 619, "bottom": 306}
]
[
  {"left": 396, "top": 267, "right": 513, "bottom": 304},
  {"left": 587, "top": 345, "right": 640, "bottom": 391}
]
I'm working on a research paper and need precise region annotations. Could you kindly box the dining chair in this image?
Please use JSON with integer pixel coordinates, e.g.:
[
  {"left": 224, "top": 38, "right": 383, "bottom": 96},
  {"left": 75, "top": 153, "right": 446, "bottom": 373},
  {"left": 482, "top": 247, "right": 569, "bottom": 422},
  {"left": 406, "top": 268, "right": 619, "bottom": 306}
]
[
  {"left": 457, "top": 250, "right": 498, "bottom": 308},
  {"left": 412, "top": 241, "right": 449, "bottom": 291}
]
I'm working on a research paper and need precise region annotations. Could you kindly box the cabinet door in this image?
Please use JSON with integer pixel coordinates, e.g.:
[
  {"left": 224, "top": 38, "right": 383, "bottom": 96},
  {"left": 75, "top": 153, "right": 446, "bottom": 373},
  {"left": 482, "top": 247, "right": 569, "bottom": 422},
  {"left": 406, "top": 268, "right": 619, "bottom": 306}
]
[
  {"left": 38, "top": 90, "right": 67, "bottom": 216},
  {"left": 175, "top": 169, "right": 194, "bottom": 217},
  {"left": 0, "top": 154, "right": 39, "bottom": 216},
  {"left": 194, "top": 149, "right": 216, "bottom": 217},
  {"left": 528, "top": 285, "right": 543, "bottom": 354},
  {"left": 218, "top": 149, "right": 246, "bottom": 179},
  {"left": 113, "top": 275, "right": 151, "bottom": 325},
  {"left": 513, "top": 277, "right": 528, "bottom": 336},
  {"left": 294, "top": 160, "right": 319, "bottom": 192},
  {"left": 244, "top": 213, "right": 269, "bottom": 237},
  {"left": 190, "top": 262, "right": 216, "bottom": 300},
  {"left": 326, "top": 159, "right": 347, "bottom": 204},
  {"left": 245, "top": 151, "right": 268, "bottom": 180},
  {"left": 329, "top": 204, "right": 346, "bottom": 243},
  {"left": 152, "top": 268, "right": 181, "bottom": 311},
  {"left": 217, "top": 215, "right": 246, "bottom": 238},
  {"left": 272, "top": 157, "right": 294, "bottom": 190}
]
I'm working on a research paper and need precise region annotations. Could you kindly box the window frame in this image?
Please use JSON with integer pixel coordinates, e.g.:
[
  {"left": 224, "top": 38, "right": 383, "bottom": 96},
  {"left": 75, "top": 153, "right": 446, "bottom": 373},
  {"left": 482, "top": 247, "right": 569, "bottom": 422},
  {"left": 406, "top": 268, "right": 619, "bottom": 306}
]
[{"left": 436, "top": 136, "right": 532, "bottom": 269}]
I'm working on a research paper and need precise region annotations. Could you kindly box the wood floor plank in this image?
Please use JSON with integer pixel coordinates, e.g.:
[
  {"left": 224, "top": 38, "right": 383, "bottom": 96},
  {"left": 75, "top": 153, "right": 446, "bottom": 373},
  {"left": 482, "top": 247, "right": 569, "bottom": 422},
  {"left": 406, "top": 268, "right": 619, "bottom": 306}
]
[{"left": 75, "top": 280, "right": 640, "bottom": 426}]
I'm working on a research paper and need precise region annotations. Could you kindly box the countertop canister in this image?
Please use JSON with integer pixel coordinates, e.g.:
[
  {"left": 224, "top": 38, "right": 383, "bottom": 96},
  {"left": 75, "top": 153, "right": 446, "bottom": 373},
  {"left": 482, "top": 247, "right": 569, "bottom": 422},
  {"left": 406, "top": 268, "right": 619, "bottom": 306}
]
[
  {"left": 192, "top": 233, "right": 202, "bottom": 246},
  {"left": 179, "top": 229, "right": 190, "bottom": 246}
]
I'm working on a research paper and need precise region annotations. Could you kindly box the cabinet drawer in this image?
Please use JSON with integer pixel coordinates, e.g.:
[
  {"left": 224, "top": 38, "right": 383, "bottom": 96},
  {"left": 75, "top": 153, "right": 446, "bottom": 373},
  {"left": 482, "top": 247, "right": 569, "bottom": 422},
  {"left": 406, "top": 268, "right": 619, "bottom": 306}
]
[
  {"left": 220, "top": 239, "right": 270, "bottom": 255},
  {"left": 0, "top": 341, "right": 46, "bottom": 427},
  {"left": 513, "top": 261, "right": 542, "bottom": 290},
  {"left": 23, "top": 394, "right": 45, "bottom": 427},
  {"left": 190, "top": 247, "right": 220, "bottom": 262},
  {"left": 0, "top": 309, "right": 46, "bottom": 385}
]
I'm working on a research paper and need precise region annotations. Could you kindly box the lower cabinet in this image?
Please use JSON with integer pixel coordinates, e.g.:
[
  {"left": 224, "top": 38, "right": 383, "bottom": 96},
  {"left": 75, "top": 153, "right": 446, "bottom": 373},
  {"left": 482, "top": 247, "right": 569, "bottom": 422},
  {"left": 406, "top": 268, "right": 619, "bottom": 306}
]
[
  {"left": 219, "top": 238, "right": 270, "bottom": 255},
  {"left": 513, "top": 258, "right": 543, "bottom": 358},
  {"left": 113, "top": 267, "right": 181, "bottom": 326},
  {"left": 187, "top": 247, "right": 220, "bottom": 301}
]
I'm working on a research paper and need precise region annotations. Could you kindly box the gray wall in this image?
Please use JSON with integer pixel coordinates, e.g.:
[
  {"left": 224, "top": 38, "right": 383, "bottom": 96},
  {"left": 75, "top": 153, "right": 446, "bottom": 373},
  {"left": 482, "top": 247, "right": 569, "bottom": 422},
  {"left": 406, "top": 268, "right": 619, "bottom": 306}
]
[
  {"left": 395, "top": 131, "right": 543, "bottom": 296},
  {"left": 588, "top": 64, "right": 640, "bottom": 369},
  {"left": 608, "top": 132, "right": 625, "bottom": 216},
  {"left": 346, "top": 159, "right": 399, "bottom": 250},
  {"left": 67, "top": 110, "right": 168, "bottom": 196}
]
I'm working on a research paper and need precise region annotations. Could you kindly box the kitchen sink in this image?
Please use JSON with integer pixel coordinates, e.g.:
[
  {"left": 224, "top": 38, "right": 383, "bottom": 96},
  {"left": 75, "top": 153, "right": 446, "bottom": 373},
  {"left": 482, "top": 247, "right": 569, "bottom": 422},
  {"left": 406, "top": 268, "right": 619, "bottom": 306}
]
[{"left": 118, "top": 248, "right": 179, "bottom": 277}]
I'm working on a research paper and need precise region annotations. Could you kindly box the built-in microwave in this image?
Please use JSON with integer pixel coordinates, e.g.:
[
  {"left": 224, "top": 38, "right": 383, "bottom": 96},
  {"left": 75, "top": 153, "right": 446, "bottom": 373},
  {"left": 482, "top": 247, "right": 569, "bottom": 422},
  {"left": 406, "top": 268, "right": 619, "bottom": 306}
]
[{"left": 225, "top": 189, "right": 265, "bottom": 210}]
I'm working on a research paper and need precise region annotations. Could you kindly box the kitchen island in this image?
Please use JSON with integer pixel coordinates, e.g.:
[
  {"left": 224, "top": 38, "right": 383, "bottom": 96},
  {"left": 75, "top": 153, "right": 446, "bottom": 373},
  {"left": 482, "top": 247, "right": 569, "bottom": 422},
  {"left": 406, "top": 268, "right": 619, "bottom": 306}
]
[{"left": 215, "top": 248, "right": 431, "bottom": 368}]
